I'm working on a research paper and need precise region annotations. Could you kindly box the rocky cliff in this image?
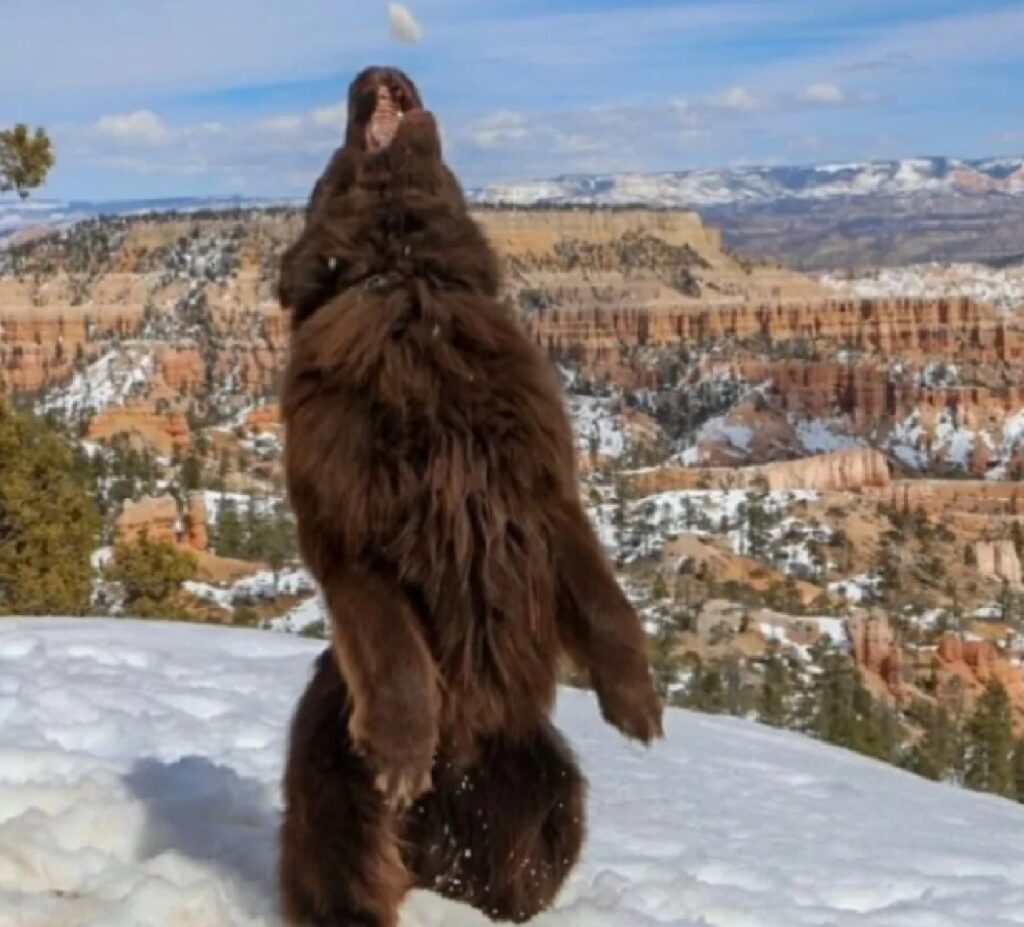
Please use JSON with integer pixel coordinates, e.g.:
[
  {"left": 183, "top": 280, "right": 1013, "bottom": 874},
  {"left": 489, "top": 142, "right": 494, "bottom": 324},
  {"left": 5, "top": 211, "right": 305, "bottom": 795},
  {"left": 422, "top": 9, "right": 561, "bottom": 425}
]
[
  {"left": 629, "top": 447, "right": 892, "bottom": 495},
  {"left": 885, "top": 480, "right": 1024, "bottom": 516},
  {"left": 529, "top": 297, "right": 1020, "bottom": 375},
  {"left": 114, "top": 492, "right": 208, "bottom": 550}
]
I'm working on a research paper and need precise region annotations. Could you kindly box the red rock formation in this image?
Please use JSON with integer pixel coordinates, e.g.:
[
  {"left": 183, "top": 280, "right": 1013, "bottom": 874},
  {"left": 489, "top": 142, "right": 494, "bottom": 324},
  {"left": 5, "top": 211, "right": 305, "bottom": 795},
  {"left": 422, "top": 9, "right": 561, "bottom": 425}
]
[
  {"left": 528, "top": 297, "right": 1020, "bottom": 375},
  {"left": 848, "top": 613, "right": 903, "bottom": 698},
  {"left": 87, "top": 404, "right": 191, "bottom": 456},
  {"left": 935, "top": 634, "right": 1024, "bottom": 712},
  {"left": 884, "top": 481, "right": 1024, "bottom": 516},
  {"left": 115, "top": 495, "right": 179, "bottom": 546},
  {"left": 185, "top": 492, "right": 209, "bottom": 551},
  {"left": 974, "top": 540, "right": 1023, "bottom": 584},
  {"left": 725, "top": 360, "right": 1024, "bottom": 435},
  {"left": 629, "top": 447, "right": 891, "bottom": 495},
  {"left": 157, "top": 348, "right": 205, "bottom": 393},
  {"left": 245, "top": 404, "right": 281, "bottom": 432}
]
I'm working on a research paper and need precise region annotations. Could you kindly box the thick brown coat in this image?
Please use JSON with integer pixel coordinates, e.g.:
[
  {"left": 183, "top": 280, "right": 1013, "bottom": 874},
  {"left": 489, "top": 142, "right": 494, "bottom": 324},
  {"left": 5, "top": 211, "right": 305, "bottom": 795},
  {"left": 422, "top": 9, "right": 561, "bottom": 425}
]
[{"left": 278, "top": 74, "right": 661, "bottom": 927}]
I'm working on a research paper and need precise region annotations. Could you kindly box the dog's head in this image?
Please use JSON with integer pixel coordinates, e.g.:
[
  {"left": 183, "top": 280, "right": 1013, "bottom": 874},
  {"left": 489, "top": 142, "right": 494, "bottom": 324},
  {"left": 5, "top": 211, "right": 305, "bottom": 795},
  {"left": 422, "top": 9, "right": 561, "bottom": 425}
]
[{"left": 346, "top": 66, "right": 423, "bottom": 153}]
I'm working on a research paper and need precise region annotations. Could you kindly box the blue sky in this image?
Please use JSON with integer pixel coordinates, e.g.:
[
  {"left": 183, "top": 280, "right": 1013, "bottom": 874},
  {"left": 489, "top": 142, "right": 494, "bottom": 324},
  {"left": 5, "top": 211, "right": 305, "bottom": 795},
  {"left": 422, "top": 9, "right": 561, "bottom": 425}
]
[{"left": 3, "top": 0, "right": 1024, "bottom": 200}]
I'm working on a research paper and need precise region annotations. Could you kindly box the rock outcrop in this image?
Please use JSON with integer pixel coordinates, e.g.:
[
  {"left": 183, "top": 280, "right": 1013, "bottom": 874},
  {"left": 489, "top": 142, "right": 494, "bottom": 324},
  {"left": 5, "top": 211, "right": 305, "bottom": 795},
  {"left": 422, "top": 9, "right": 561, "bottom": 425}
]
[
  {"left": 157, "top": 348, "right": 205, "bottom": 393},
  {"left": 185, "top": 492, "right": 209, "bottom": 551},
  {"left": 115, "top": 492, "right": 209, "bottom": 551},
  {"left": 0, "top": 287, "right": 143, "bottom": 392},
  {"left": 87, "top": 404, "right": 191, "bottom": 456},
  {"left": 885, "top": 480, "right": 1024, "bottom": 516},
  {"left": 630, "top": 447, "right": 892, "bottom": 495},
  {"left": 115, "top": 495, "right": 179, "bottom": 546},
  {"left": 848, "top": 613, "right": 903, "bottom": 698},
  {"left": 974, "top": 540, "right": 1023, "bottom": 585},
  {"left": 528, "top": 297, "right": 1020, "bottom": 376},
  {"left": 727, "top": 360, "right": 1024, "bottom": 429},
  {"left": 477, "top": 208, "right": 726, "bottom": 258},
  {"left": 245, "top": 403, "right": 281, "bottom": 433},
  {"left": 934, "top": 634, "right": 1024, "bottom": 718}
]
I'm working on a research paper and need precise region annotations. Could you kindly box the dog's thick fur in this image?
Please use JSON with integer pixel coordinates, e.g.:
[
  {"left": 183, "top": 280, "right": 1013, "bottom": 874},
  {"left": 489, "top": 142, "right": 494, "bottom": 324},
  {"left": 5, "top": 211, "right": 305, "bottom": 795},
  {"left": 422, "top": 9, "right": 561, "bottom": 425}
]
[{"left": 278, "top": 70, "right": 662, "bottom": 927}]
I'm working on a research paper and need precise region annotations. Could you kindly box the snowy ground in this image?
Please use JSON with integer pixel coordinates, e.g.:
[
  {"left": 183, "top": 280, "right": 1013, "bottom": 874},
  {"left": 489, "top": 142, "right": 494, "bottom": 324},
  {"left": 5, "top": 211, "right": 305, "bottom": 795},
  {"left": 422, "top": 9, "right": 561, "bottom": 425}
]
[
  {"left": 3, "top": 619, "right": 1024, "bottom": 927},
  {"left": 37, "top": 349, "right": 155, "bottom": 419}
]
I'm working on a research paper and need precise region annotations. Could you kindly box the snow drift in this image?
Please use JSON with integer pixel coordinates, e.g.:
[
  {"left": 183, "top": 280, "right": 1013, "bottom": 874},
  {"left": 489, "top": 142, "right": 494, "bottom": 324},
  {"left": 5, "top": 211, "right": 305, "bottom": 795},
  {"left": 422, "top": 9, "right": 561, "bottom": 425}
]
[{"left": 2, "top": 619, "right": 1023, "bottom": 926}]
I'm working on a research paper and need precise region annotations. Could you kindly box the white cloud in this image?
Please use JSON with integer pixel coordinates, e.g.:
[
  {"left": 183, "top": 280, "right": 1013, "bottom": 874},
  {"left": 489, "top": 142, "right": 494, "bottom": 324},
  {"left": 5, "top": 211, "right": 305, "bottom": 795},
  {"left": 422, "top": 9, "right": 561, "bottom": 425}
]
[
  {"left": 311, "top": 103, "right": 348, "bottom": 130},
  {"left": 469, "top": 111, "right": 531, "bottom": 148},
  {"left": 555, "top": 133, "right": 610, "bottom": 155},
  {"left": 801, "top": 83, "right": 846, "bottom": 105},
  {"left": 258, "top": 115, "right": 306, "bottom": 136},
  {"left": 713, "top": 87, "right": 764, "bottom": 112},
  {"left": 68, "top": 98, "right": 357, "bottom": 196},
  {"left": 95, "top": 154, "right": 212, "bottom": 177},
  {"left": 92, "top": 111, "right": 173, "bottom": 147}
]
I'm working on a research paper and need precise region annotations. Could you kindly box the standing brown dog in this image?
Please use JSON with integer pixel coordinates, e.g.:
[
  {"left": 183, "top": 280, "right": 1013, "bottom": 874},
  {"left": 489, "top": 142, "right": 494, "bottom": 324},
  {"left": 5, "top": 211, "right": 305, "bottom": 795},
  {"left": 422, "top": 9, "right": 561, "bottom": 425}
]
[{"left": 278, "top": 66, "right": 663, "bottom": 927}]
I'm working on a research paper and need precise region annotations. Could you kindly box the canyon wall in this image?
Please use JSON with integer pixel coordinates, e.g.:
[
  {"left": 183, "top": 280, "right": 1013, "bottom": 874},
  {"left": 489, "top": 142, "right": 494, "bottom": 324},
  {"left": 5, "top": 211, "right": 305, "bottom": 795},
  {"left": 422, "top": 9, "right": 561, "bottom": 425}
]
[
  {"left": 528, "top": 297, "right": 1021, "bottom": 373},
  {"left": 725, "top": 360, "right": 1024, "bottom": 426}
]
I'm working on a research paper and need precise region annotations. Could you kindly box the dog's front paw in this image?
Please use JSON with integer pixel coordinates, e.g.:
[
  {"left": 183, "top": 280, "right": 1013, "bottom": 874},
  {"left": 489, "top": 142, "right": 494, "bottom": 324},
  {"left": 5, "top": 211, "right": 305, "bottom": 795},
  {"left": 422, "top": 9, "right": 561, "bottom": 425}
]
[
  {"left": 596, "top": 675, "right": 664, "bottom": 745},
  {"left": 368, "top": 752, "right": 434, "bottom": 811},
  {"left": 349, "top": 709, "right": 437, "bottom": 811}
]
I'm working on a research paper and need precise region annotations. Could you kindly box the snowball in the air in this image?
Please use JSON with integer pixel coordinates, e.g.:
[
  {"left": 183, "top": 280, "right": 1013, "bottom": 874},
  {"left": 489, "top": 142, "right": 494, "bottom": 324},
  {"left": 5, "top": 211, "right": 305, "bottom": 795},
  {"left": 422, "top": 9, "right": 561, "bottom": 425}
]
[{"left": 388, "top": 3, "right": 423, "bottom": 44}]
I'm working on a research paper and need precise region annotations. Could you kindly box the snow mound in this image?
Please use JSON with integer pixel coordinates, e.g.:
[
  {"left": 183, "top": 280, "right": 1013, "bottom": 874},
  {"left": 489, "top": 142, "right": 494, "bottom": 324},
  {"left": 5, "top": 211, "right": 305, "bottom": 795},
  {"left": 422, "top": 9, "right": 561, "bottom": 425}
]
[{"left": 3, "top": 619, "right": 1024, "bottom": 926}]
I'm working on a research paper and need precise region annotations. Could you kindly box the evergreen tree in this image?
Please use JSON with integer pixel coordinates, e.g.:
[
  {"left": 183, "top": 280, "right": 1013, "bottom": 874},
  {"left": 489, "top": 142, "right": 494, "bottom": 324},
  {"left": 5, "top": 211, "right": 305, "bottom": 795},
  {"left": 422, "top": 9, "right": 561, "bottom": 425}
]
[
  {"left": 649, "top": 626, "right": 683, "bottom": 701},
  {"left": 0, "top": 124, "right": 54, "bottom": 198},
  {"left": 964, "top": 681, "right": 1014, "bottom": 798},
  {"left": 905, "top": 704, "right": 960, "bottom": 782},
  {"left": 181, "top": 452, "right": 203, "bottom": 491},
  {"left": 759, "top": 649, "right": 791, "bottom": 727},
  {"left": 105, "top": 535, "right": 198, "bottom": 618},
  {"left": 743, "top": 485, "right": 772, "bottom": 561},
  {"left": 611, "top": 476, "right": 632, "bottom": 559},
  {"left": 0, "top": 402, "right": 99, "bottom": 615},
  {"left": 682, "top": 662, "right": 727, "bottom": 714},
  {"left": 806, "top": 644, "right": 897, "bottom": 762},
  {"left": 243, "top": 496, "right": 261, "bottom": 559},
  {"left": 214, "top": 498, "right": 245, "bottom": 558},
  {"left": 1012, "top": 739, "right": 1024, "bottom": 805}
]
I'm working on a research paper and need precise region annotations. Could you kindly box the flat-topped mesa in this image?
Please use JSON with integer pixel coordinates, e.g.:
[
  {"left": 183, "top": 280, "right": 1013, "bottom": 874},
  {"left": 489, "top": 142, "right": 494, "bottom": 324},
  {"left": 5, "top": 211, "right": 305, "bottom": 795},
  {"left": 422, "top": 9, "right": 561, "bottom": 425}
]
[
  {"left": 475, "top": 208, "right": 724, "bottom": 259},
  {"left": 528, "top": 296, "right": 1020, "bottom": 373},
  {"left": 627, "top": 447, "right": 892, "bottom": 495}
]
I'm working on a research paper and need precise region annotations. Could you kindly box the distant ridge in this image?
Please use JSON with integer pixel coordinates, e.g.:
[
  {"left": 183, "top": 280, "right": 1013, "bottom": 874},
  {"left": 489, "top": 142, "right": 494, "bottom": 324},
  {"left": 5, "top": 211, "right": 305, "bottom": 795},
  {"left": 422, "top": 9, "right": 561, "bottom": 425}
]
[
  {"left": 0, "top": 195, "right": 300, "bottom": 244},
  {"left": 470, "top": 156, "right": 1024, "bottom": 209}
]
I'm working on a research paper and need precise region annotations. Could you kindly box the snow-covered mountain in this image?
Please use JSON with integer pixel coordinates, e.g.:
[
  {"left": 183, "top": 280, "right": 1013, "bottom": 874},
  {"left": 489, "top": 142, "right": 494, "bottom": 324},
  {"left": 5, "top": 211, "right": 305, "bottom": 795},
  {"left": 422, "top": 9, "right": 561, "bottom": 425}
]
[
  {"left": 4, "top": 618, "right": 1024, "bottom": 926},
  {"left": 472, "top": 156, "right": 1024, "bottom": 209}
]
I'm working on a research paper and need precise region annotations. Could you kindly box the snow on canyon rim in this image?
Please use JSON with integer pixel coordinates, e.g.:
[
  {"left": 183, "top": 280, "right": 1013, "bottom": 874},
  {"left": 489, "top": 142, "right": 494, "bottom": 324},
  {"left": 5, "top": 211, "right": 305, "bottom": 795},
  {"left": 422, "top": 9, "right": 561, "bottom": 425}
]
[{"left": 2, "top": 619, "right": 1024, "bottom": 926}]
